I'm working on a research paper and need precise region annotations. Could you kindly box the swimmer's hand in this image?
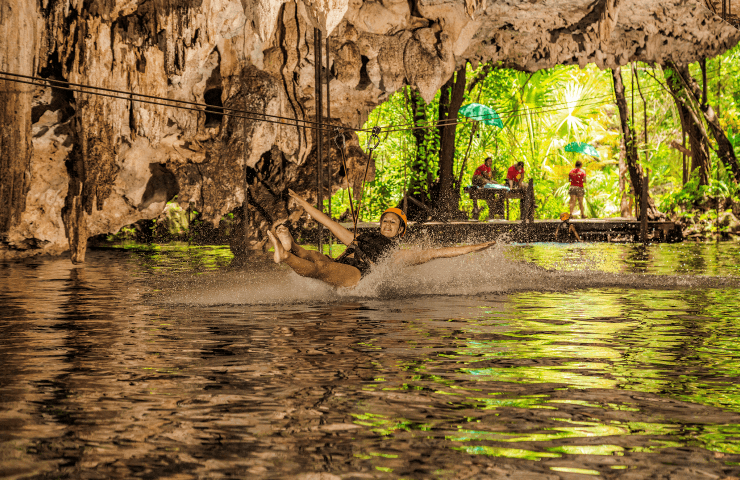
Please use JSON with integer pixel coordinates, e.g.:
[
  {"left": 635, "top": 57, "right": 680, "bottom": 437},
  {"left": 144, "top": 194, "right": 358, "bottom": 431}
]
[
  {"left": 287, "top": 189, "right": 310, "bottom": 208},
  {"left": 287, "top": 188, "right": 302, "bottom": 201}
]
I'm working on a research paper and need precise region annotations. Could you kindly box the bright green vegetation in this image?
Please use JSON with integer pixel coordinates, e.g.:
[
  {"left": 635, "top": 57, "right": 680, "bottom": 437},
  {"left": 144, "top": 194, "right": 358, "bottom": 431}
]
[{"left": 332, "top": 46, "right": 740, "bottom": 230}]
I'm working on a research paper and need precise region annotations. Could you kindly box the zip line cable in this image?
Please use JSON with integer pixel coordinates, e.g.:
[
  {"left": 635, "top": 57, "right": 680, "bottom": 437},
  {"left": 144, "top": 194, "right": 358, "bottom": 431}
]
[
  {"left": 0, "top": 70, "right": 344, "bottom": 134},
  {"left": 2, "top": 60, "right": 738, "bottom": 141}
]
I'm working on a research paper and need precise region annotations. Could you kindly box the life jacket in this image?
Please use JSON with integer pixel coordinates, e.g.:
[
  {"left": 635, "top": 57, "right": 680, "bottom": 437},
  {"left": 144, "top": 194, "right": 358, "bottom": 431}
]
[{"left": 335, "top": 231, "right": 397, "bottom": 276}]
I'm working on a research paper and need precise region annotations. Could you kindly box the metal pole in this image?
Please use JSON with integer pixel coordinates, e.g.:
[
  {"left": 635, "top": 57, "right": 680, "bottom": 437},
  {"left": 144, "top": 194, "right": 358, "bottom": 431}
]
[
  {"left": 718, "top": 57, "right": 722, "bottom": 243},
  {"left": 640, "top": 171, "right": 648, "bottom": 244},
  {"left": 682, "top": 129, "right": 687, "bottom": 185},
  {"left": 631, "top": 64, "right": 639, "bottom": 215},
  {"left": 717, "top": 159, "right": 721, "bottom": 243},
  {"left": 633, "top": 63, "right": 649, "bottom": 244},
  {"left": 243, "top": 73, "right": 250, "bottom": 254},
  {"left": 241, "top": 27, "right": 250, "bottom": 256},
  {"left": 325, "top": 36, "right": 332, "bottom": 256},
  {"left": 314, "top": 28, "right": 324, "bottom": 254}
]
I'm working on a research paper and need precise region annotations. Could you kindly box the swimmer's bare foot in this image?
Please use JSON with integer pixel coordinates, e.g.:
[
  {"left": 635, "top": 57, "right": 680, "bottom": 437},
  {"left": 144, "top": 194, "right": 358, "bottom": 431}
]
[
  {"left": 275, "top": 225, "right": 294, "bottom": 252},
  {"left": 267, "top": 230, "right": 288, "bottom": 264}
]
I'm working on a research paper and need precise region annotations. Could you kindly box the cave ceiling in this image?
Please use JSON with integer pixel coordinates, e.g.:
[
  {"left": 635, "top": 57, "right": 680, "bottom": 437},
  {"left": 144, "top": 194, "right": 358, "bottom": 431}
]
[{"left": 0, "top": 0, "right": 737, "bottom": 260}]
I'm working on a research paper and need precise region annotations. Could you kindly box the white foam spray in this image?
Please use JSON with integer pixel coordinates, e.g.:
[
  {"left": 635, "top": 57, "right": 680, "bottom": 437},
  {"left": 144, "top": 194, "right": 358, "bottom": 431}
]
[{"left": 157, "top": 243, "right": 740, "bottom": 306}]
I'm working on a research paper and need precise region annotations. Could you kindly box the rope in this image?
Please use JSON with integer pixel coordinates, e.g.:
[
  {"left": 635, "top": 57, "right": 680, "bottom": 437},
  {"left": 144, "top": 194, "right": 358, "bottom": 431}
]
[
  {"left": 353, "top": 126, "right": 381, "bottom": 236},
  {"left": 334, "top": 129, "right": 357, "bottom": 228},
  {"left": 3, "top": 61, "right": 737, "bottom": 139},
  {"left": 0, "top": 70, "right": 343, "bottom": 134}
]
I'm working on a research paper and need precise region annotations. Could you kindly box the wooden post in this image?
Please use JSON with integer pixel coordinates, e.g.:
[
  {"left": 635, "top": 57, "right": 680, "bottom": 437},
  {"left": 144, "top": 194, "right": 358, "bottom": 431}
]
[
  {"left": 526, "top": 179, "right": 535, "bottom": 223},
  {"left": 314, "top": 28, "right": 324, "bottom": 254},
  {"left": 640, "top": 171, "right": 648, "bottom": 243},
  {"left": 682, "top": 129, "right": 687, "bottom": 185}
]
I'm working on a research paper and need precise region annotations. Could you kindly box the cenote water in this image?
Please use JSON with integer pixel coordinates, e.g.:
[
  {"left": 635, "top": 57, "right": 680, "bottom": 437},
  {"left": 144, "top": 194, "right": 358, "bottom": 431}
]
[{"left": 2, "top": 242, "right": 740, "bottom": 479}]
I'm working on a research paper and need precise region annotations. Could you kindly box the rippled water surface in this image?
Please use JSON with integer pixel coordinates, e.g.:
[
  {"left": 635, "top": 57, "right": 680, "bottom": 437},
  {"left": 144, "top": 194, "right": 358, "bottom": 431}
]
[{"left": 2, "top": 242, "right": 740, "bottom": 479}]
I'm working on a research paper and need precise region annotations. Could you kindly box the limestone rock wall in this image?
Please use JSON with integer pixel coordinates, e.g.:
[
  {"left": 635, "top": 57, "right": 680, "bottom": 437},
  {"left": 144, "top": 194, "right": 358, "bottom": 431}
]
[{"left": 0, "top": 0, "right": 737, "bottom": 261}]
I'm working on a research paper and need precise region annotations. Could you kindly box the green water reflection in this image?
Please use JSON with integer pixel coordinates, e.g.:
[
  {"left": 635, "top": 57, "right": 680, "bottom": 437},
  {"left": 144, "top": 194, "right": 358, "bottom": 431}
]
[
  {"left": 349, "top": 286, "right": 740, "bottom": 475},
  {"left": 100, "top": 243, "right": 235, "bottom": 273},
  {"left": 516, "top": 242, "right": 740, "bottom": 276}
]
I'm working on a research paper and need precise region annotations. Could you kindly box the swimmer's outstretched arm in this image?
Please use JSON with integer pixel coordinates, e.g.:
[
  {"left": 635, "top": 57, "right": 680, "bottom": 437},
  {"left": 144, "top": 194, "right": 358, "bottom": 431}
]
[
  {"left": 288, "top": 189, "right": 355, "bottom": 246},
  {"left": 393, "top": 241, "right": 496, "bottom": 267}
]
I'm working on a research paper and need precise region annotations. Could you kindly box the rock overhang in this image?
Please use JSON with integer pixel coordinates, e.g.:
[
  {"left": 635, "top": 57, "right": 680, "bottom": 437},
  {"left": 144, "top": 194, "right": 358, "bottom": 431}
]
[{"left": 0, "top": 0, "right": 738, "bottom": 261}]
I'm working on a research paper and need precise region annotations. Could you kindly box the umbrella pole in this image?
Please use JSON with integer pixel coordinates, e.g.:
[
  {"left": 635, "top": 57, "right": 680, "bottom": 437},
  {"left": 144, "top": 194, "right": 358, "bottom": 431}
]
[{"left": 456, "top": 83, "right": 485, "bottom": 189}]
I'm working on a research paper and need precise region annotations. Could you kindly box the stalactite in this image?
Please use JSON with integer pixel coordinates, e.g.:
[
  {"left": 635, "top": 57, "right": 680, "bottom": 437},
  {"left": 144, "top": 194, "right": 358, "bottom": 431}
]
[{"left": 0, "top": 0, "right": 737, "bottom": 259}]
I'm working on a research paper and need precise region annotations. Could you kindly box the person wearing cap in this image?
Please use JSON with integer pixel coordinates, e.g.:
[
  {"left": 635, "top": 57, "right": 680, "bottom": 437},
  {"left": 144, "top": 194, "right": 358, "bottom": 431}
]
[{"left": 267, "top": 189, "right": 496, "bottom": 288}]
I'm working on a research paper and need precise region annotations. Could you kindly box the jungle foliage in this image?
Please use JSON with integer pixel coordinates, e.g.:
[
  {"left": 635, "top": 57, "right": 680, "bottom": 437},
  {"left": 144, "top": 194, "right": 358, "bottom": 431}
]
[{"left": 330, "top": 44, "right": 740, "bottom": 230}]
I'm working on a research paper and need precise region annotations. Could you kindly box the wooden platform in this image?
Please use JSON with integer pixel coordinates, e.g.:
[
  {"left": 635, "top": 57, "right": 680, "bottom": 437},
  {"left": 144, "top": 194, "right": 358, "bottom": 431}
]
[{"left": 340, "top": 218, "right": 682, "bottom": 244}]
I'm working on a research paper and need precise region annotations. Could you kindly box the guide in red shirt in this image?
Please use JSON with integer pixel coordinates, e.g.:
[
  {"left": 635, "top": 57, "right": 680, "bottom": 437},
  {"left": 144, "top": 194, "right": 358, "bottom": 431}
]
[
  {"left": 471, "top": 157, "right": 495, "bottom": 220},
  {"left": 506, "top": 161, "right": 525, "bottom": 189},
  {"left": 473, "top": 161, "right": 492, "bottom": 186},
  {"left": 568, "top": 160, "right": 587, "bottom": 218}
]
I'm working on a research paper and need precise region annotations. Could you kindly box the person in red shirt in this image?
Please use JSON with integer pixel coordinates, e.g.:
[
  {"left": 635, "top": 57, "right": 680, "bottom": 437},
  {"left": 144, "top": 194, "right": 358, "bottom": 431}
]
[
  {"left": 569, "top": 160, "right": 587, "bottom": 218},
  {"left": 506, "top": 161, "right": 525, "bottom": 189},
  {"left": 471, "top": 157, "right": 494, "bottom": 220},
  {"left": 472, "top": 157, "right": 493, "bottom": 187}
]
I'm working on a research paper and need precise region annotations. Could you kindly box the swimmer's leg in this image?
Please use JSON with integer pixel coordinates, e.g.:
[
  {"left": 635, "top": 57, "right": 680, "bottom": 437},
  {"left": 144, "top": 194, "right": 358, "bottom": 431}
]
[
  {"left": 275, "top": 225, "right": 329, "bottom": 263},
  {"left": 267, "top": 230, "right": 361, "bottom": 288}
]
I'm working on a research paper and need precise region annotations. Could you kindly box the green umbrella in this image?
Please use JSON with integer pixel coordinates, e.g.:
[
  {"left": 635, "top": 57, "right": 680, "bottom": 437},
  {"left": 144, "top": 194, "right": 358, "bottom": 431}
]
[
  {"left": 564, "top": 141, "right": 600, "bottom": 158},
  {"left": 458, "top": 103, "right": 503, "bottom": 128}
]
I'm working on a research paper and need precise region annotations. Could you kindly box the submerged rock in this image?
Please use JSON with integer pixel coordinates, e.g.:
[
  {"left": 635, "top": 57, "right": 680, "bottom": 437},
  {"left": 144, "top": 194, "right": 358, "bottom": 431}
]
[{"left": 1, "top": 0, "right": 738, "bottom": 261}]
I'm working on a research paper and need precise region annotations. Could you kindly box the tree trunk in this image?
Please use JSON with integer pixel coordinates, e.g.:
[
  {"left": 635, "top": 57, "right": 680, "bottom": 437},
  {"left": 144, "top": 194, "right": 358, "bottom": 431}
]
[
  {"left": 672, "top": 62, "right": 740, "bottom": 183},
  {"left": 663, "top": 65, "right": 711, "bottom": 185},
  {"left": 436, "top": 63, "right": 467, "bottom": 217},
  {"left": 611, "top": 67, "right": 663, "bottom": 220},
  {"left": 618, "top": 136, "right": 633, "bottom": 218}
]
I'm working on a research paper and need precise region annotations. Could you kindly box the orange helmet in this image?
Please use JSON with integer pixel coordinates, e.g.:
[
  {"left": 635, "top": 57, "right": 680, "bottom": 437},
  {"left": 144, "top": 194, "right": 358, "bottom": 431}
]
[{"left": 381, "top": 207, "right": 408, "bottom": 237}]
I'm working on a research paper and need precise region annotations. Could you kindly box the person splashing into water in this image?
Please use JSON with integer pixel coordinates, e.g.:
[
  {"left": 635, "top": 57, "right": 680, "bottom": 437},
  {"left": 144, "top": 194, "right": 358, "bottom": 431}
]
[{"left": 267, "top": 189, "right": 497, "bottom": 288}]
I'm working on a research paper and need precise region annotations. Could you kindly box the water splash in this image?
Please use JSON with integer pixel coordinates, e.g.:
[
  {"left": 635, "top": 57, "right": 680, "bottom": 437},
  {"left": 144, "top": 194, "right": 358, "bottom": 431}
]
[{"left": 159, "top": 243, "right": 740, "bottom": 306}]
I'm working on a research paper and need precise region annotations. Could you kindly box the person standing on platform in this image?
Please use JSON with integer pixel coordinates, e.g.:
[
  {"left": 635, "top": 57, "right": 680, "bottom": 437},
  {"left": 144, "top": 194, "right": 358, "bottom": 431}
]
[
  {"left": 506, "top": 161, "right": 525, "bottom": 189},
  {"left": 569, "top": 160, "right": 587, "bottom": 219}
]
